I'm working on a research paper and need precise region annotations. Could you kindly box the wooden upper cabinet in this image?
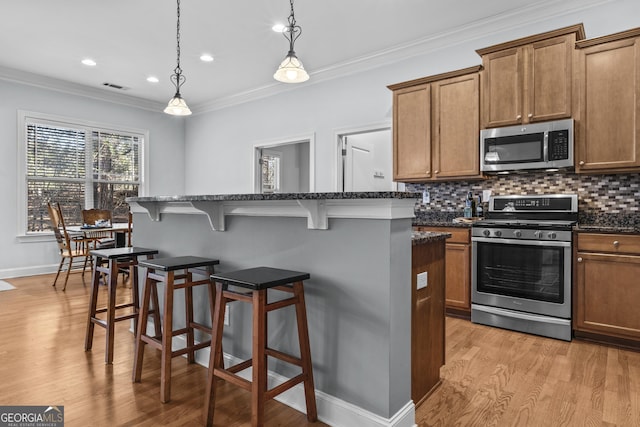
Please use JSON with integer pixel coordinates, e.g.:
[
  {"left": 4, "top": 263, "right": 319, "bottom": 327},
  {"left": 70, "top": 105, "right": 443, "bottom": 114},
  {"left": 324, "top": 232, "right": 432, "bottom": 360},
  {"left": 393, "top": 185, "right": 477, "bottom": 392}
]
[
  {"left": 432, "top": 73, "right": 481, "bottom": 179},
  {"left": 389, "top": 66, "right": 482, "bottom": 182},
  {"left": 477, "top": 24, "right": 584, "bottom": 128},
  {"left": 575, "top": 28, "right": 640, "bottom": 173},
  {"left": 392, "top": 84, "right": 431, "bottom": 181}
]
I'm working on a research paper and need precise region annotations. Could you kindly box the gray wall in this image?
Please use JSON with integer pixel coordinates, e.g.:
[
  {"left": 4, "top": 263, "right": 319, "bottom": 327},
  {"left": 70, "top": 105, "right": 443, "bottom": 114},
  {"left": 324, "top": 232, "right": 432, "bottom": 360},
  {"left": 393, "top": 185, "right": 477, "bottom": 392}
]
[
  {"left": 184, "top": 0, "right": 640, "bottom": 195},
  {"left": 0, "top": 79, "right": 185, "bottom": 277},
  {"left": 132, "top": 212, "right": 413, "bottom": 418}
]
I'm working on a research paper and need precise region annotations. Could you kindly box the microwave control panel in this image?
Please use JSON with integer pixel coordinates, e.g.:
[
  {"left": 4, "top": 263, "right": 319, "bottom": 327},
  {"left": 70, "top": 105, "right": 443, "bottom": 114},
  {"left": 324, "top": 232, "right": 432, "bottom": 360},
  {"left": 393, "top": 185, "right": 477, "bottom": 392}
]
[{"left": 548, "top": 130, "right": 570, "bottom": 160}]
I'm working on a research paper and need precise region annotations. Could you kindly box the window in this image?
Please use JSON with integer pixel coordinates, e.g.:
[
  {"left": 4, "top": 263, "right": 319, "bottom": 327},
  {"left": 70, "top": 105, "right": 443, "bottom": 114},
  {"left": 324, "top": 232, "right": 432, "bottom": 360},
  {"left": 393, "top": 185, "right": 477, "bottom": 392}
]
[
  {"left": 260, "top": 153, "right": 281, "bottom": 193},
  {"left": 19, "top": 111, "right": 146, "bottom": 235}
]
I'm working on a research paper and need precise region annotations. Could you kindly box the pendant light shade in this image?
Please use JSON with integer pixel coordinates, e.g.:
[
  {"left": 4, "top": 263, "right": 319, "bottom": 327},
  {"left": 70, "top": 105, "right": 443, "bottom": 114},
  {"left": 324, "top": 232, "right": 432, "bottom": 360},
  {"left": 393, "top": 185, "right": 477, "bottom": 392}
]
[
  {"left": 274, "top": 0, "right": 309, "bottom": 84},
  {"left": 164, "top": 94, "right": 192, "bottom": 116},
  {"left": 165, "top": 0, "right": 192, "bottom": 116},
  {"left": 274, "top": 52, "right": 309, "bottom": 83}
]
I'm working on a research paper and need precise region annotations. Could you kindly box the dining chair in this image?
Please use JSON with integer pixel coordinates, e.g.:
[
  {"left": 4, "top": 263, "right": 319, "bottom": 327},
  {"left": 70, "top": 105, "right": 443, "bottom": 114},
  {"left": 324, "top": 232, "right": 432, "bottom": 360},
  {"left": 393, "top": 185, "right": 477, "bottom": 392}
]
[
  {"left": 47, "top": 202, "right": 93, "bottom": 291},
  {"left": 81, "top": 208, "right": 116, "bottom": 249}
]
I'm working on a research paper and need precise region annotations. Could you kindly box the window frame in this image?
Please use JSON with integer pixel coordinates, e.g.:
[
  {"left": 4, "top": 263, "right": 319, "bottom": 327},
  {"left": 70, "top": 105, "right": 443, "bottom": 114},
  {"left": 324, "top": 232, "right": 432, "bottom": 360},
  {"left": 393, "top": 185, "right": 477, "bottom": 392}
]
[{"left": 17, "top": 110, "right": 149, "bottom": 241}]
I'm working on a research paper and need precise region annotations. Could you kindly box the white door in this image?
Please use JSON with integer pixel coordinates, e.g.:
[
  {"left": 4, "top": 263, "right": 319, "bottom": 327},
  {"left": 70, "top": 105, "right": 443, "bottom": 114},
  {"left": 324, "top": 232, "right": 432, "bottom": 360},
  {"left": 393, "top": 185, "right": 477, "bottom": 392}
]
[{"left": 342, "top": 129, "right": 393, "bottom": 192}]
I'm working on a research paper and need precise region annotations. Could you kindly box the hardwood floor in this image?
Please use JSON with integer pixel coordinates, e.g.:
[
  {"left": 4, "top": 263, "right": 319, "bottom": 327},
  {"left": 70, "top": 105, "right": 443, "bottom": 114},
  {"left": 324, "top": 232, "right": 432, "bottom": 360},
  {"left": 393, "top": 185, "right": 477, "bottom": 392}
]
[
  {"left": 0, "top": 273, "right": 326, "bottom": 427},
  {"left": 3, "top": 272, "right": 640, "bottom": 426},
  {"left": 417, "top": 317, "right": 640, "bottom": 427}
]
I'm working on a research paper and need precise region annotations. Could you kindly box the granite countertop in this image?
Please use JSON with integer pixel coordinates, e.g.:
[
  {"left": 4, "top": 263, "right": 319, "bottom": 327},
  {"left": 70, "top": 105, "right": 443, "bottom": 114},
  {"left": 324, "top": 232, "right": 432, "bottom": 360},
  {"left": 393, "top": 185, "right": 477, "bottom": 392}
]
[
  {"left": 128, "top": 191, "right": 421, "bottom": 203},
  {"left": 411, "top": 231, "right": 452, "bottom": 245},
  {"left": 413, "top": 211, "right": 479, "bottom": 228},
  {"left": 576, "top": 212, "right": 640, "bottom": 234}
]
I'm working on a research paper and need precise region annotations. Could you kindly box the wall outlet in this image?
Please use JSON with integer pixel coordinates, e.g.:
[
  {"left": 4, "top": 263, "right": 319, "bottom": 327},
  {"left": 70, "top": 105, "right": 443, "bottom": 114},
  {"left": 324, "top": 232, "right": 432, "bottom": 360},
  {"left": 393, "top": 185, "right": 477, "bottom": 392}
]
[
  {"left": 224, "top": 303, "right": 230, "bottom": 326},
  {"left": 422, "top": 190, "right": 430, "bottom": 204},
  {"left": 417, "top": 272, "right": 428, "bottom": 290}
]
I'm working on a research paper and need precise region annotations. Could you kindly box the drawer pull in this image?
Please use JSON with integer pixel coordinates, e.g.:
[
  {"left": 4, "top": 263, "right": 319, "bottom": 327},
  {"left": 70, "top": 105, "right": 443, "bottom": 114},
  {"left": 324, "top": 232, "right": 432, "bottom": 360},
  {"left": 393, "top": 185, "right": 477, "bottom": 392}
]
[
  {"left": 577, "top": 257, "right": 583, "bottom": 263},
  {"left": 613, "top": 240, "right": 620, "bottom": 247},
  {"left": 579, "top": 161, "right": 585, "bottom": 166}
]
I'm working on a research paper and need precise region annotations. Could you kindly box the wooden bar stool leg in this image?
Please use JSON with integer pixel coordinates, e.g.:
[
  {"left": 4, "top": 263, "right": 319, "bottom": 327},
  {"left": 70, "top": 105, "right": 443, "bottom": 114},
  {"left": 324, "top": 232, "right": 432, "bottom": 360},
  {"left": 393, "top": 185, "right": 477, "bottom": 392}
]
[
  {"left": 161, "top": 271, "right": 175, "bottom": 403},
  {"left": 105, "top": 259, "right": 119, "bottom": 364},
  {"left": 204, "top": 282, "right": 227, "bottom": 427},
  {"left": 293, "top": 281, "right": 317, "bottom": 421},
  {"left": 185, "top": 271, "right": 196, "bottom": 364},
  {"left": 84, "top": 255, "right": 102, "bottom": 351},
  {"left": 133, "top": 273, "right": 154, "bottom": 382},
  {"left": 150, "top": 278, "right": 162, "bottom": 338},
  {"left": 251, "top": 289, "right": 268, "bottom": 427},
  {"left": 131, "top": 259, "right": 140, "bottom": 334}
]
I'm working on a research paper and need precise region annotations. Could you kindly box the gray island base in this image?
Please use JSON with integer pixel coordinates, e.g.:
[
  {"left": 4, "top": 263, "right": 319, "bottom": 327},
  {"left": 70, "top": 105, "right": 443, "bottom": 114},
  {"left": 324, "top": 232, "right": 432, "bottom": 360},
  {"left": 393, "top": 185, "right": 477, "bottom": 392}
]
[{"left": 128, "top": 192, "right": 441, "bottom": 427}]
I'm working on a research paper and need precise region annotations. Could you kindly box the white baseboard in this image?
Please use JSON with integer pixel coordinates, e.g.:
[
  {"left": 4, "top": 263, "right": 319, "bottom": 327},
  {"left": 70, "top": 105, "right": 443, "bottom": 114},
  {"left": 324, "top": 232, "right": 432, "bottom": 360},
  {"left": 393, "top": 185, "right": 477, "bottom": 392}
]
[
  {"left": 140, "top": 321, "right": 416, "bottom": 427},
  {"left": 0, "top": 263, "right": 58, "bottom": 279}
]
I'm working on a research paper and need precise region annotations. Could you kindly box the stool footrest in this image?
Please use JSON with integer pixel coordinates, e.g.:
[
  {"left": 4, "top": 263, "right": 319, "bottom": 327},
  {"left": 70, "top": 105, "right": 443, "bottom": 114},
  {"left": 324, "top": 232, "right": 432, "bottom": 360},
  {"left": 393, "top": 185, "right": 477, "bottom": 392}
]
[
  {"left": 265, "top": 296, "right": 298, "bottom": 312},
  {"left": 213, "top": 367, "right": 252, "bottom": 391},
  {"left": 265, "top": 373, "right": 306, "bottom": 401},
  {"left": 90, "top": 312, "right": 138, "bottom": 328},
  {"left": 171, "top": 341, "right": 211, "bottom": 357},
  {"left": 265, "top": 347, "right": 303, "bottom": 367},
  {"left": 226, "top": 358, "right": 253, "bottom": 374},
  {"left": 94, "top": 302, "right": 135, "bottom": 314}
]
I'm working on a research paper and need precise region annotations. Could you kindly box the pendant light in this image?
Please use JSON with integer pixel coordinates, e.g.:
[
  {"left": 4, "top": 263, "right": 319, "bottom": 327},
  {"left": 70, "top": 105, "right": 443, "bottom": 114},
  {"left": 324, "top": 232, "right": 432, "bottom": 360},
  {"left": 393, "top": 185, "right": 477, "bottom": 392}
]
[
  {"left": 164, "top": 0, "right": 192, "bottom": 115},
  {"left": 273, "top": 0, "right": 309, "bottom": 83}
]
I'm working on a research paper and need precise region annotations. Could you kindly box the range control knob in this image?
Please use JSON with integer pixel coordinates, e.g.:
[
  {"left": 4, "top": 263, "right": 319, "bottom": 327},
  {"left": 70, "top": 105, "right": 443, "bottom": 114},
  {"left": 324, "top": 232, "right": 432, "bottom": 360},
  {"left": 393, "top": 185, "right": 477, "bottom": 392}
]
[
  {"left": 548, "top": 232, "right": 557, "bottom": 240},
  {"left": 534, "top": 230, "right": 543, "bottom": 239},
  {"left": 513, "top": 230, "right": 522, "bottom": 238},
  {"left": 482, "top": 229, "right": 491, "bottom": 237},
  {"left": 494, "top": 230, "right": 502, "bottom": 237}
]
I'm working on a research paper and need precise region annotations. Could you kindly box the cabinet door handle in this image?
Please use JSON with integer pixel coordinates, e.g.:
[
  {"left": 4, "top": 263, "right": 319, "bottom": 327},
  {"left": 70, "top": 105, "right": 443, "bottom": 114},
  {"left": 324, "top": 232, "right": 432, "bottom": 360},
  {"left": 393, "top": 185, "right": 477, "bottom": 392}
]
[
  {"left": 434, "top": 170, "right": 439, "bottom": 174},
  {"left": 613, "top": 240, "right": 620, "bottom": 247},
  {"left": 528, "top": 113, "right": 533, "bottom": 118},
  {"left": 579, "top": 161, "right": 585, "bottom": 166},
  {"left": 516, "top": 115, "right": 522, "bottom": 120},
  {"left": 577, "top": 257, "right": 583, "bottom": 263},
  {"left": 426, "top": 170, "right": 430, "bottom": 174}
]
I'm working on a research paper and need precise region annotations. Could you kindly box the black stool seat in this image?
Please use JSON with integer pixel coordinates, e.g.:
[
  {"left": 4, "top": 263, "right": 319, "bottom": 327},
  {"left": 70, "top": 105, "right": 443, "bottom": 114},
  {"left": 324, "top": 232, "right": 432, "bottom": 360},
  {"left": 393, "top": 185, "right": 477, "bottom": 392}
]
[
  {"left": 90, "top": 246, "right": 159, "bottom": 259},
  {"left": 139, "top": 256, "right": 220, "bottom": 271},
  {"left": 211, "top": 267, "right": 310, "bottom": 290}
]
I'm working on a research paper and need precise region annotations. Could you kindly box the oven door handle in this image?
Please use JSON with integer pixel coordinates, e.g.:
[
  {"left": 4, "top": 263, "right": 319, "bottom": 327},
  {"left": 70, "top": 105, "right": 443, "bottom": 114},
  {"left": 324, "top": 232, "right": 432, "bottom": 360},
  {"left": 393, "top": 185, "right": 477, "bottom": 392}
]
[{"left": 471, "top": 237, "right": 571, "bottom": 247}]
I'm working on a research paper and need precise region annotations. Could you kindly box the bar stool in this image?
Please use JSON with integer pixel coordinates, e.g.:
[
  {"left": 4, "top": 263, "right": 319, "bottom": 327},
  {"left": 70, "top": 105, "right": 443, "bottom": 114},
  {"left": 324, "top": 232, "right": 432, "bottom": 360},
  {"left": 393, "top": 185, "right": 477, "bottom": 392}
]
[
  {"left": 133, "top": 256, "right": 220, "bottom": 403},
  {"left": 204, "top": 267, "right": 317, "bottom": 427},
  {"left": 85, "top": 246, "right": 159, "bottom": 364}
]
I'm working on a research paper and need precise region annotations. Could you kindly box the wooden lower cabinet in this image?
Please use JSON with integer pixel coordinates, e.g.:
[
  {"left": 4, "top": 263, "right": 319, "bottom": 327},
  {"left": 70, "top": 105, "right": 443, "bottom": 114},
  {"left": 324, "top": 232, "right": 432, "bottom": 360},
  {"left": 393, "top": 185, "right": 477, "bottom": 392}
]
[
  {"left": 411, "top": 239, "right": 445, "bottom": 406},
  {"left": 418, "top": 226, "right": 471, "bottom": 317},
  {"left": 574, "top": 232, "right": 640, "bottom": 343}
]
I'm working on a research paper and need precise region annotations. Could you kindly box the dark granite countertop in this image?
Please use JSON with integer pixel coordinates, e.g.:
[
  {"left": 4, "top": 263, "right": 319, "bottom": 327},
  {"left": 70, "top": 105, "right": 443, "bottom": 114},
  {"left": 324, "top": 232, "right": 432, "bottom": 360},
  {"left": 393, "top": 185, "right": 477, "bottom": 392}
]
[
  {"left": 576, "top": 212, "right": 640, "bottom": 234},
  {"left": 411, "top": 231, "right": 452, "bottom": 245},
  {"left": 413, "top": 211, "right": 479, "bottom": 228},
  {"left": 128, "top": 191, "right": 421, "bottom": 203}
]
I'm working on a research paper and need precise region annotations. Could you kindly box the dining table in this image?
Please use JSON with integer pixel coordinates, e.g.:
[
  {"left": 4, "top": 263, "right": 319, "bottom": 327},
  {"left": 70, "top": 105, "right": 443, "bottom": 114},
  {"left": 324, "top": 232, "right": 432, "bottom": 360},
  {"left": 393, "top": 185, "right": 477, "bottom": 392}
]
[{"left": 67, "top": 223, "right": 131, "bottom": 248}]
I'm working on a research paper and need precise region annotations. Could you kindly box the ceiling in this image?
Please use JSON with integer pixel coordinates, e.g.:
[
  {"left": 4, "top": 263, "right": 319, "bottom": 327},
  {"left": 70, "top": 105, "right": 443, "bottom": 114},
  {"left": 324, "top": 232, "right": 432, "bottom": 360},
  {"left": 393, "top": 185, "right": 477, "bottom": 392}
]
[{"left": 0, "top": 0, "right": 606, "bottom": 112}]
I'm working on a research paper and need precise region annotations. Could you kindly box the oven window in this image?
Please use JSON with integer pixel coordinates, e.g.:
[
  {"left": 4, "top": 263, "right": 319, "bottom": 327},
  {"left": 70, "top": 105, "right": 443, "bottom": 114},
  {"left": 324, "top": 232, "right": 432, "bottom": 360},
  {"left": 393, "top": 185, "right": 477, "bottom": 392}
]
[{"left": 476, "top": 241, "right": 564, "bottom": 303}]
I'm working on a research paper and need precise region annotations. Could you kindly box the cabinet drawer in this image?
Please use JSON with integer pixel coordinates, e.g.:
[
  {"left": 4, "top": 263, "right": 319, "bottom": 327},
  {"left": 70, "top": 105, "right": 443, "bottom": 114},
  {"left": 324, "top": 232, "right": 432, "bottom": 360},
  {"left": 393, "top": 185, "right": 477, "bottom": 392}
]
[
  {"left": 577, "top": 233, "right": 640, "bottom": 255},
  {"left": 421, "top": 227, "right": 470, "bottom": 244}
]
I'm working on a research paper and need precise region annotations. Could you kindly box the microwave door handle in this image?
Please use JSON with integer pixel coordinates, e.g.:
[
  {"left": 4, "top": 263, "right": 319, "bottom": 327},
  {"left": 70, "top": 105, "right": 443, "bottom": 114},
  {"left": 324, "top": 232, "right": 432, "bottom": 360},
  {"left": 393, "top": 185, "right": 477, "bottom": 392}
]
[{"left": 543, "top": 132, "right": 549, "bottom": 162}]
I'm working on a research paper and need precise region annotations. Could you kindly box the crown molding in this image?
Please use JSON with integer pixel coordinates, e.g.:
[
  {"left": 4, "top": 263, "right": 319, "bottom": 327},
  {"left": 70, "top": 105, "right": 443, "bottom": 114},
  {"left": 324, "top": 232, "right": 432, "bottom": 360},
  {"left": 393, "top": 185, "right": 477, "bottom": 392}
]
[
  {"left": 1, "top": 0, "right": 615, "bottom": 115},
  {"left": 0, "top": 65, "right": 165, "bottom": 112},
  {"left": 193, "top": 0, "right": 613, "bottom": 114}
]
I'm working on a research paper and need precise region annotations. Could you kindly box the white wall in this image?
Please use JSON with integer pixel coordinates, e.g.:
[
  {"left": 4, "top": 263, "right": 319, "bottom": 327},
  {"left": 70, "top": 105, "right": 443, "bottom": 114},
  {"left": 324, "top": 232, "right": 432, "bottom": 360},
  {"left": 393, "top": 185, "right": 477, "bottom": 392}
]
[
  {"left": 0, "top": 79, "right": 185, "bottom": 278},
  {"left": 184, "top": 0, "right": 640, "bottom": 194}
]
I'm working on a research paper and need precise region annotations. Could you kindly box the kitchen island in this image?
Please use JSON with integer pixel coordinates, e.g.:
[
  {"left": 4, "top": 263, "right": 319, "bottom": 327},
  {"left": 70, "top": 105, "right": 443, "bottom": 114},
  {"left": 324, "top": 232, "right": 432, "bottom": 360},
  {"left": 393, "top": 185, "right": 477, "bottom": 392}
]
[{"left": 127, "top": 192, "right": 447, "bottom": 427}]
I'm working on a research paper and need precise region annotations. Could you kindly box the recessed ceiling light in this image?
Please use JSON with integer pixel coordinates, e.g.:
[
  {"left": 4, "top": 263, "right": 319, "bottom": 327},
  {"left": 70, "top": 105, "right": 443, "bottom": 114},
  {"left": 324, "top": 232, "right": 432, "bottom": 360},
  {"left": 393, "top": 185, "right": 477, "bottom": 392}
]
[
  {"left": 200, "top": 54, "right": 214, "bottom": 63},
  {"left": 81, "top": 58, "right": 97, "bottom": 67},
  {"left": 272, "top": 23, "right": 286, "bottom": 33},
  {"left": 146, "top": 76, "right": 159, "bottom": 83}
]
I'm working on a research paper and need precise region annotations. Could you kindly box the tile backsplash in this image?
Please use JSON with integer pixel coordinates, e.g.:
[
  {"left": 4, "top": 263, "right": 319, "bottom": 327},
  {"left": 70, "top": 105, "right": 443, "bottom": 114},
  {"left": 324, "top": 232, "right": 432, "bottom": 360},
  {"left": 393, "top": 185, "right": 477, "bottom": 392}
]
[{"left": 407, "top": 172, "right": 640, "bottom": 215}]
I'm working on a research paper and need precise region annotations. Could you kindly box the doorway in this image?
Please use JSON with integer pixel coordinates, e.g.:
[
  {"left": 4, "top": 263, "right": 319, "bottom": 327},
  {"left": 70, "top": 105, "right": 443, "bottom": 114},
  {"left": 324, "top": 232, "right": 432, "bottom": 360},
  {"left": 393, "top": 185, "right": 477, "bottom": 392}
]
[
  {"left": 254, "top": 136, "right": 314, "bottom": 193},
  {"left": 336, "top": 126, "right": 395, "bottom": 192}
]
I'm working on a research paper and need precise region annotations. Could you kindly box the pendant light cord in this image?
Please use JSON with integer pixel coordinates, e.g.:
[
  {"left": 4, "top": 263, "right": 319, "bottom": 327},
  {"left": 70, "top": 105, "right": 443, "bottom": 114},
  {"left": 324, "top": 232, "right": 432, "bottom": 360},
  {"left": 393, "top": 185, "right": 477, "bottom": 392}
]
[
  {"left": 284, "top": 0, "right": 301, "bottom": 54},
  {"left": 171, "top": 0, "right": 185, "bottom": 94}
]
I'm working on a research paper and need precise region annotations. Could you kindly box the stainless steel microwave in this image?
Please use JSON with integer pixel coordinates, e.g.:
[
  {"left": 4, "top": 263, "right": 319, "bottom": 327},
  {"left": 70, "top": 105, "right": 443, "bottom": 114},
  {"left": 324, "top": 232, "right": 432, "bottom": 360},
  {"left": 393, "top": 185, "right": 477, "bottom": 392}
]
[{"left": 480, "top": 119, "right": 573, "bottom": 173}]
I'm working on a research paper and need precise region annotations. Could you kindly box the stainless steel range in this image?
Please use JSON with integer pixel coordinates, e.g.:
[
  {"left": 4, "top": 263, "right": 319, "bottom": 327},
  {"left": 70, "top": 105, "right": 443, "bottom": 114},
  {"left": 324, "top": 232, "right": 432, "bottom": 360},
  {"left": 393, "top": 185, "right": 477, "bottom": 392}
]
[{"left": 471, "top": 194, "right": 578, "bottom": 341}]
